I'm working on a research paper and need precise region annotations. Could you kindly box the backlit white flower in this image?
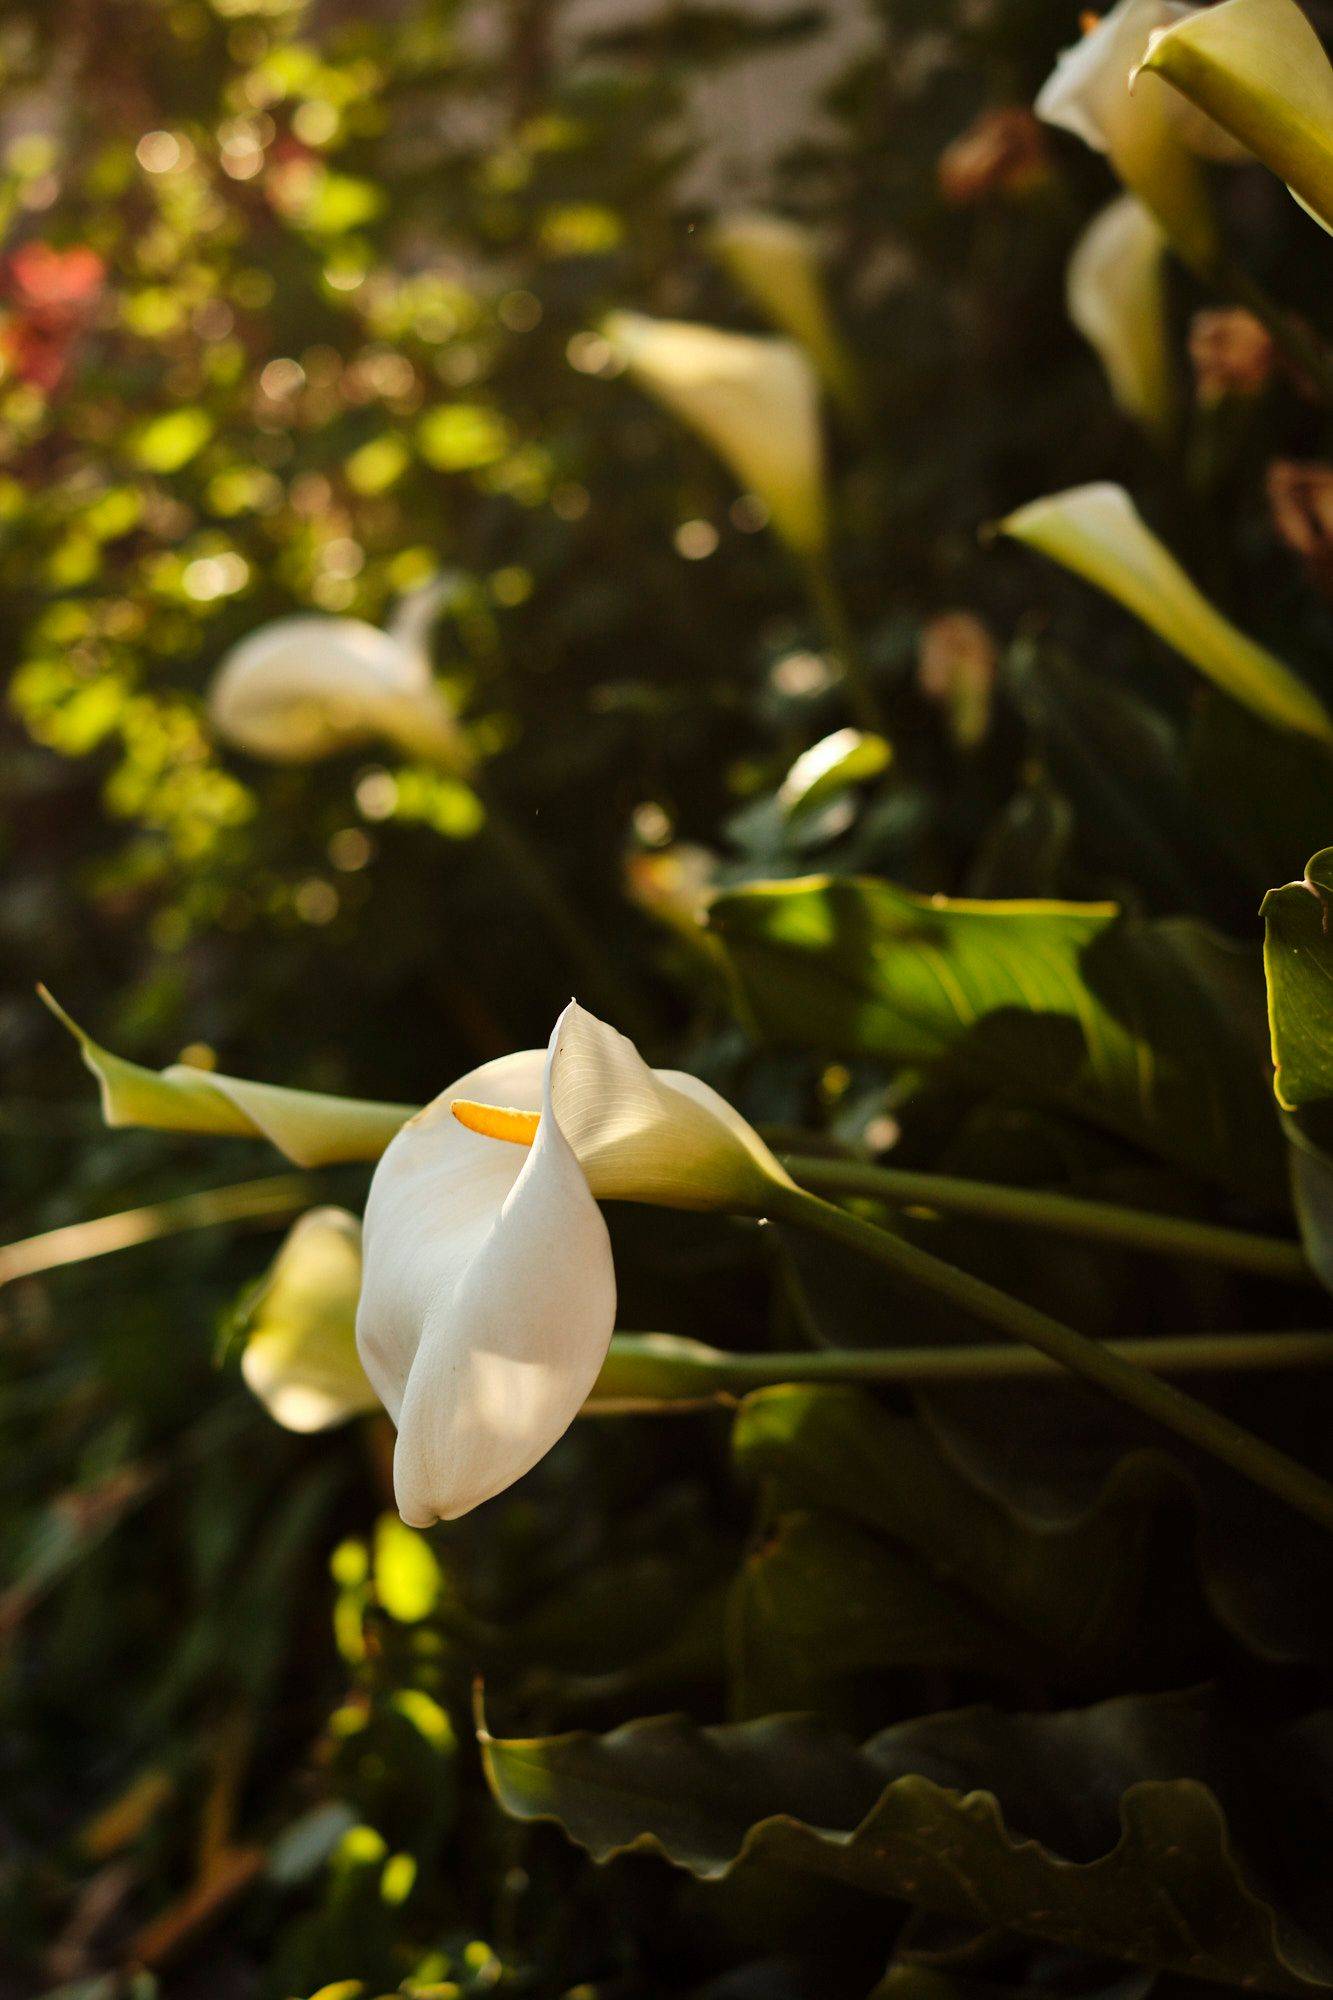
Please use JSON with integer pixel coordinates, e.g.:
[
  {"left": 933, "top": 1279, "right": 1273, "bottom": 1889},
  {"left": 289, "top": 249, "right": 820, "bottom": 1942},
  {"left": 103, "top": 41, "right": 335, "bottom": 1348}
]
[
  {"left": 1136, "top": 0, "right": 1333, "bottom": 236},
  {"left": 208, "top": 576, "right": 467, "bottom": 769},
  {"left": 602, "top": 311, "right": 829, "bottom": 558},
  {"left": 356, "top": 1002, "right": 791, "bottom": 1524},
  {"left": 241, "top": 1207, "right": 377, "bottom": 1432},
  {"left": 708, "top": 211, "right": 861, "bottom": 415},
  {"left": 1036, "top": 0, "right": 1242, "bottom": 272},
  {"left": 1067, "top": 194, "right": 1174, "bottom": 435},
  {"left": 1000, "top": 481, "right": 1333, "bottom": 743}
]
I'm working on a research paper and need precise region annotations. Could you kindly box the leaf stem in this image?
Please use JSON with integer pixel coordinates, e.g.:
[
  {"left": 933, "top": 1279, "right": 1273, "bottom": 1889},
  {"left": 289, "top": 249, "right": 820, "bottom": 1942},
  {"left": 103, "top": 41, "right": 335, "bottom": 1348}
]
[
  {"left": 782, "top": 1154, "right": 1312, "bottom": 1284},
  {"left": 799, "top": 554, "right": 885, "bottom": 733},
  {"left": 592, "top": 1328, "right": 1333, "bottom": 1405},
  {"left": 0, "top": 1175, "right": 314, "bottom": 1289},
  {"left": 476, "top": 794, "right": 657, "bottom": 1041},
  {"left": 764, "top": 1181, "right": 1333, "bottom": 1534}
]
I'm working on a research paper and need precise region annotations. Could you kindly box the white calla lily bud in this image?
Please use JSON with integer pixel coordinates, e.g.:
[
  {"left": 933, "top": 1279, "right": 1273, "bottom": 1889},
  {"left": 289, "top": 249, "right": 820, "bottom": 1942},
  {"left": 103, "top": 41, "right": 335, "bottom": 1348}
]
[
  {"left": 356, "top": 1002, "right": 791, "bottom": 1524},
  {"left": 241, "top": 1207, "right": 377, "bottom": 1433},
  {"left": 1136, "top": 0, "right": 1333, "bottom": 236},
  {"left": 708, "top": 210, "right": 861, "bottom": 416},
  {"left": 602, "top": 311, "right": 829, "bottom": 558},
  {"left": 999, "top": 481, "right": 1333, "bottom": 743},
  {"left": 1067, "top": 194, "right": 1175, "bottom": 436},
  {"left": 1037, "top": 0, "right": 1242, "bottom": 273},
  {"left": 41, "top": 987, "right": 413, "bottom": 1165},
  {"left": 208, "top": 576, "right": 466, "bottom": 770}
]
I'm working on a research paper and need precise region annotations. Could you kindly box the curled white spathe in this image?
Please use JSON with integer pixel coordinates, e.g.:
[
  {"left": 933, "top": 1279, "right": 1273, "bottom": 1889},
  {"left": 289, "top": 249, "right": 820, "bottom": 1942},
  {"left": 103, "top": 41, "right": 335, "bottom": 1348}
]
[
  {"left": 356, "top": 1002, "right": 790, "bottom": 1525},
  {"left": 1036, "top": 0, "right": 1243, "bottom": 271},
  {"left": 208, "top": 577, "right": 465, "bottom": 768},
  {"left": 1066, "top": 194, "right": 1173, "bottom": 435},
  {"left": 241, "top": 1206, "right": 378, "bottom": 1433},
  {"left": 602, "top": 311, "right": 828, "bottom": 558}
]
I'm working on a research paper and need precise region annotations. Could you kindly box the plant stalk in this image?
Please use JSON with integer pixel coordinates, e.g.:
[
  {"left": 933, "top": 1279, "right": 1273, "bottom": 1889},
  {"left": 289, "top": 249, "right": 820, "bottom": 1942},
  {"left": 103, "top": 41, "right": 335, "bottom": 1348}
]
[
  {"left": 594, "top": 1328, "right": 1333, "bottom": 1403},
  {"left": 799, "top": 554, "right": 885, "bottom": 733},
  {"left": 0, "top": 1175, "right": 314, "bottom": 1289},
  {"left": 782, "top": 1154, "right": 1312, "bottom": 1284},
  {"left": 765, "top": 1181, "right": 1333, "bottom": 1534}
]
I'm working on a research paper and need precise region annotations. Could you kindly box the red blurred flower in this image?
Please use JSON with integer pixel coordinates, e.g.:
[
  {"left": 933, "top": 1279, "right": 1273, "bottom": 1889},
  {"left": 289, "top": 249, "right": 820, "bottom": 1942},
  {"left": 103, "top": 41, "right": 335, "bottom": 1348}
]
[{"left": 1, "top": 240, "right": 106, "bottom": 392}]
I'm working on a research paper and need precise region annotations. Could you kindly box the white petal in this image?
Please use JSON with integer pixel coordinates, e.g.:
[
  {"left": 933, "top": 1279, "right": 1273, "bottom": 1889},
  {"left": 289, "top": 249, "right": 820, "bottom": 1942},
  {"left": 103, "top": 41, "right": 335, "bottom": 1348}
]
[
  {"left": 389, "top": 1049, "right": 616, "bottom": 1524},
  {"left": 40, "top": 987, "right": 413, "bottom": 1166},
  {"left": 547, "top": 1001, "right": 791, "bottom": 1210},
  {"left": 356, "top": 1050, "right": 546, "bottom": 1422},
  {"left": 241, "top": 1207, "right": 377, "bottom": 1433},
  {"left": 209, "top": 614, "right": 460, "bottom": 767},
  {"left": 1067, "top": 195, "right": 1173, "bottom": 434},
  {"left": 603, "top": 313, "right": 828, "bottom": 558},
  {"left": 1000, "top": 481, "right": 1333, "bottom": 743}
]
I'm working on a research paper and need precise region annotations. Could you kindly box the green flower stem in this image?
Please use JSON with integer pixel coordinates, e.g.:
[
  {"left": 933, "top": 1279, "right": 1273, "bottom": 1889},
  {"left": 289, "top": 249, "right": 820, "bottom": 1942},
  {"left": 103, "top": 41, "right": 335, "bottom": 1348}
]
[
  {"left": 799, "top": 553, "right": 885, "bottom": 734},
  {"left": 595, "top": 1328, "right": 1333, "bottom": 1403},
  {"left": 782, "top": 1154, "right": 1312, "bottom": 1284},
  {"left": 475, "top": 793, "right": 656, "bottom": 1042},
  {"left": 764, "top": 1181, "right": 1333, "bottom": 1535},
  {"left": 0, "top": 1175, "right": 314, "bottom": 1289},
  {"left": 1222, "top": 260, "right": 1333, "bottom": 406}
]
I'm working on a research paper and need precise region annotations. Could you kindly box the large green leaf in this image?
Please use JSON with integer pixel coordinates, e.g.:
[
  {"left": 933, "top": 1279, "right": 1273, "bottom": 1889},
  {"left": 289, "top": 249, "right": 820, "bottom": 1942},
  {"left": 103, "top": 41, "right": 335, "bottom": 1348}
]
[
  {"left": 480, "top": 1692, "right": 1333, "bottom": 1993},
  {"left": 708, "top": 876, "right": 1279, "bottom": 1195},
  {"left": 729, "top": 1387, "right": 1205, "bottom": 1695},
  {"left": 1261, "top": 849, "right": 1333, "bottom": 1113}
]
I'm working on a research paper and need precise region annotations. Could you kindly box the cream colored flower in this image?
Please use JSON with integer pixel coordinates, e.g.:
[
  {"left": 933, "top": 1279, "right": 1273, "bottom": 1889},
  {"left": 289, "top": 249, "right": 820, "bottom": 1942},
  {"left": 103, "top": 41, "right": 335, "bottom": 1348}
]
[
  {"left": 1000, "top": 481, "right": 1333, "bottom": 743},
  {"left": 240, "top": 1207, "right": 377, "bottom": 1432},
  {"left": 1067, "top": 194, "right": 1175, "bottom": 435},
  {"left": 1137, "top": 0, "right": 1333, "bottom": 235},
  {"left": 1037, "top": 0, "right": 1242, "bottom": 272},
  {"left": 602, "top": 311, "right": 828, "bottom": 558},
  {"left": 41, "top": 987, "right": 412, "bottom": 1166},
  {"left": 208, "top": 576, "right": 467, "bottom": 769},
  {"left": 357, "top": 1002, "right": 792, "bottom": 1524},
  {"left": 708, "top": 210, "right": 861, "bottom": 415}
]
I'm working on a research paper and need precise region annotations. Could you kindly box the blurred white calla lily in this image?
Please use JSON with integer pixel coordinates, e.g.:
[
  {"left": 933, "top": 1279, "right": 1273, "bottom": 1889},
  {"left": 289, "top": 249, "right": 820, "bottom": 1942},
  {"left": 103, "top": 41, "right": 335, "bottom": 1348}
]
[
  {"left": 602, "top": 311, "right": 828, "bottom": 558},
  {"left": 1000, "top": 481, "right": 1333, "bottom": 743},
  {"left": 357, "top": 1001, "right": 792, "bottom": 1524},
  {"left": 1067, "top": 194, "right": 1175, "bottom": 435},
  {"left": 41, "top": 987, "right": 413, "bottom": 1165},
  {"left": 708, "top": 210, "right": 861, "bottom": 416},
  {"left": 1036, "top": 0, "right": 1241, "bottom": 272},
  {"left": 240, "top": 1207, "right": 377, "bottom": 1432},
  {"left": 1136, "top": 0, "right": 1333, "bottom": 235},
  {"left": 208, "top": 575, "right": 467, "bottom": 769}
]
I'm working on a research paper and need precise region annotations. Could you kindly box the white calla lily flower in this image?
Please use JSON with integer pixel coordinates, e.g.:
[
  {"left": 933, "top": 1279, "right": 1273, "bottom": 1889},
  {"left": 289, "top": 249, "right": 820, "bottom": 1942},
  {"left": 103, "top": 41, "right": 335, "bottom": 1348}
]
[
  {"left": 602, "top": 311, "right": 829, "bottom": 558},
  {"left": 708, "top": 210, "right": 861, "bottom": 416},
  {"left": 1000, "top": 481, "right": 1333, "bottom": 743},
  {"left": 208, "top": 576, "right": 467, "bottom": 769},
  {"left": 241, "top": 1207, "right": 377, "bottom": 1433},
  {"left": 40, "top": 987, "right": 413, "bottom": 1166},
  {"left": 1136, "top": 0, "right": 1333, "bottom": 236},
  {"left": 1036, "top": 0, "right": 1242, "bottom": 273},
  {"left": 357, "top": 1002, "right": 792, "bottom": 1524},
  {"left": 1067, "top": 195, "right": 1175, "bottom": 436}
]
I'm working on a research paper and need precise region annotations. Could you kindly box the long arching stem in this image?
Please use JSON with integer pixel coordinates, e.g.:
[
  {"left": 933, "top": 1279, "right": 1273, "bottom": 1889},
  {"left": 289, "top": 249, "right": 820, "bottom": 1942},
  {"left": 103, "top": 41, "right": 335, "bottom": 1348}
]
[
  {"left": 764, "top": 1181, "right": 1333, "bottom": 1535},
  {"left": 782, "top": 1154, "right": 1312, "bottom": 1284}
]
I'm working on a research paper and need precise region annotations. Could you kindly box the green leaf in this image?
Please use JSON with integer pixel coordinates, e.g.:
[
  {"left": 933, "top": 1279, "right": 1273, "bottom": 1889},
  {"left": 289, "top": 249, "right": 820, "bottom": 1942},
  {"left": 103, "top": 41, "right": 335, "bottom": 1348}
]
[
  {"left": 480, "top": 1691, "right": 1333, "bottom": 1993},
  {"left": 727, "top": 1510, "right": 1030, "bottom": 1719},
  {"left": 778, "top": 729, "right": 892, "bottom": 824},
  {"left": 708, "top": 876, "right": 1279, "bottom": 1196},
  {"left": 1261, "top": 849, "right": 1333, "bottom": 1112},
  {"left": 730, "top": 1387, "right": 1201, "bottom": 1688},
  {"left": 40, "top": 987, "right": 415, "bottom": 1166}
]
